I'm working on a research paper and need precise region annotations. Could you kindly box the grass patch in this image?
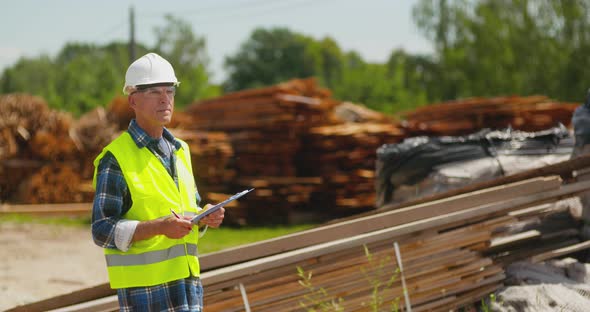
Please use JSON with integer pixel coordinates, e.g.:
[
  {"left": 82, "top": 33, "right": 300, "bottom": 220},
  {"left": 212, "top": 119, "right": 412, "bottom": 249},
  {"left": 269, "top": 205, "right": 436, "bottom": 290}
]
[
  {"left": 0, "top": 214, "right": 91, "bottom": 227},
  {"left": 199, "top": 224, "right": 316, "bottom": 254},
  {"left": 0, "top": 214, "right": 317, "bottom": 254}
]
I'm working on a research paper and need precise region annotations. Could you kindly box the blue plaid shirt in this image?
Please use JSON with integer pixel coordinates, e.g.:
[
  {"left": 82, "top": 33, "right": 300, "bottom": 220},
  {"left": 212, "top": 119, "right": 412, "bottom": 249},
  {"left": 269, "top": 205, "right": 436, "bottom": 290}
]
[{"left": 92, "top": 119, "right": 203, "bottom": 311}]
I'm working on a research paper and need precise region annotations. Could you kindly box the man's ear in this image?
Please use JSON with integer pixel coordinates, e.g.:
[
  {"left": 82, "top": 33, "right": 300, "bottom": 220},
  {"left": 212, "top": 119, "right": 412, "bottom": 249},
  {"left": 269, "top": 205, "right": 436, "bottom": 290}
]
[{"left": 128, "top": 95, "right": 136, "bottom": 109}]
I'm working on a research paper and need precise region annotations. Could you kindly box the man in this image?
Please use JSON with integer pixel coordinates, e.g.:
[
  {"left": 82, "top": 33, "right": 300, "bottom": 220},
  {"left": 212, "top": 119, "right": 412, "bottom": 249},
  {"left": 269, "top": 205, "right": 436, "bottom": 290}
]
[
  {"left": 572, "top": 89, "right": 590, "bottom": 239},
  {"left": 92, "top": 52, "right": 224, "bottom": 311}
]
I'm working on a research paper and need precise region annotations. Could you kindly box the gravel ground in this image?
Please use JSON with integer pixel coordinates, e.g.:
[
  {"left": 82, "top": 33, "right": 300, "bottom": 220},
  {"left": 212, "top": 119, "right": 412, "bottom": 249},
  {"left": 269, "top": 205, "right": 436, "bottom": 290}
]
[{"left": 0, "top": 221, "right": 108, "bottom": 310}]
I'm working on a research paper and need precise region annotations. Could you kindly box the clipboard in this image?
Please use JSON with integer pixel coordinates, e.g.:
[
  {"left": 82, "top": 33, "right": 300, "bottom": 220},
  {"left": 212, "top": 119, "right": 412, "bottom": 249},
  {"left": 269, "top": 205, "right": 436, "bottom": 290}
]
[{"left": 191, "top": 188, "right": 254, "bottom": 224}]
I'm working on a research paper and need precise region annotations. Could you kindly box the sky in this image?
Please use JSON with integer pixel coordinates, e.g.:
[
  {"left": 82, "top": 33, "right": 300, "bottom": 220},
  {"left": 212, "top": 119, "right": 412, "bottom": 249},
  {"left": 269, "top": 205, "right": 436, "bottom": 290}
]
[{"left": 0, "top": 0, "right": 433, "bottom": 84}]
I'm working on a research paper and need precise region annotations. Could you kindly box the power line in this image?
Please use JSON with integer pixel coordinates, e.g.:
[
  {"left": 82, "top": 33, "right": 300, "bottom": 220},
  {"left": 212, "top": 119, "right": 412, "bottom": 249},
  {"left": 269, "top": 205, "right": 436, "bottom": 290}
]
[
  {"left": 144, "top": 0, "right": 282, "bottom": 17},
  {"left": 96, "top": 18, "right": 128, "bottom": 40},
  {"left": 139, "top": 0, "right": 336, "bottom": 25}
]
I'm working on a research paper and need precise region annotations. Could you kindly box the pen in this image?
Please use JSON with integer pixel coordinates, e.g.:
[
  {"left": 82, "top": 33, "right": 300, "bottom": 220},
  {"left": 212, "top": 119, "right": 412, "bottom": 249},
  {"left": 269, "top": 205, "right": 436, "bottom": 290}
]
[
  {"left": 170, "top": 208, "right": 181, "bottom": 219},
  {"left": 170, "top": 208, "right": 194, "bottom": 233}
]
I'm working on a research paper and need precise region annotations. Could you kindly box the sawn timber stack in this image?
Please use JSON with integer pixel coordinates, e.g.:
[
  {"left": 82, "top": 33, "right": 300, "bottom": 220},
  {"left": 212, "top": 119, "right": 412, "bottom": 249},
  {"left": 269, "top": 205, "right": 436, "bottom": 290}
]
[
  {"left": 181, "top": 78, "right": 403, "bottom": 223},
  {"left": 20, "top": 155, "right": 590, "bottom": 311}
]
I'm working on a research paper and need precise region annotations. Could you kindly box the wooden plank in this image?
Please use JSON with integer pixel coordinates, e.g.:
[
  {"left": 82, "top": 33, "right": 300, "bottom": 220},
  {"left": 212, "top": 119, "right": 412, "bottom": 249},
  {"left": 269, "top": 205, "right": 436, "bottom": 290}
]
[
  {"left": 530, "top": 240, "right": 590, "bottom": 263},
  {"left": 5, "top": 283, "right": 114, "bottom": 312},
  {"left": 431, "top": 282, "right": 503, "bottom": 312},
  {"left": 488, "top": 230, "right": 541, "bottom": 251},
  {"left": 46, "top": 295, "right": 118, "bottom": 312},
  {"left": 508, "top": 202, "right": 567, "bottom": 218},
  {"left": 199, "top": 176, "right": 561, "bottom": 270},
  {"left": 493, "top": 238, "right": 581, "bottom": 266},
  {"left": 413, "top": 296, "right": 457, "bottom": 312}
]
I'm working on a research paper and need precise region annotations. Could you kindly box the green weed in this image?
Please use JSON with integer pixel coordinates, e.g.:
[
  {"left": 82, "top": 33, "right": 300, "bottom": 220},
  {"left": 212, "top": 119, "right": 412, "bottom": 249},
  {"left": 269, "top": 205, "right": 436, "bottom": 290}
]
[{"left": 297, "top": 244, "right": 401, "bottom": 312}]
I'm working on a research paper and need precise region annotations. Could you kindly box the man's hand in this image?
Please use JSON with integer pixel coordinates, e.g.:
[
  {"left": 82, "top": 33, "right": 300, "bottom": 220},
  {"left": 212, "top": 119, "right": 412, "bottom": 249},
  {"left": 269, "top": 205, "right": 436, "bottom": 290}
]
[
  {"left": 159, "top": 216, "right": 194, "bottom": 239},
  {"left": 132, "top": 216, "right": 193, "bottom": 242},
  {"left": 199, "top": 204, "right": 225, "bottom": 228}
]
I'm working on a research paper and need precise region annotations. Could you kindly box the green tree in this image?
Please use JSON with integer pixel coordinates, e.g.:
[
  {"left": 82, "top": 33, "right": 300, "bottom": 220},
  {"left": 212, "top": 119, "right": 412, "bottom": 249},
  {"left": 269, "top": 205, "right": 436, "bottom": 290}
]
[
  {"left": 53, "top": 42, "right": 132, "bottom": 115},
  {"left": 223, "top": 27, "right": 313, "bottom": 91},
  {"left": 385, "top": 50, "right": 431, "bottom": 111},
  {"left": 0, "top": 55, "right": 61, "bottom": 107},
  {"left": 331, "top": 51, "right": 430, "bottom": 114},
  {"left": 223, "top": 27, "right": 346, "bottom": 92},
  {"left": 413, "top": 0, "right": 590, "bottom": 102},
  {"left": 334, "top": 60, "right": 396, "bottom": 113},
  {"left": 0, "top": 42, "right": 142, "bottom": 116},
  {"left": 153, "top": 15, "right": 218, "bottom": 108}
]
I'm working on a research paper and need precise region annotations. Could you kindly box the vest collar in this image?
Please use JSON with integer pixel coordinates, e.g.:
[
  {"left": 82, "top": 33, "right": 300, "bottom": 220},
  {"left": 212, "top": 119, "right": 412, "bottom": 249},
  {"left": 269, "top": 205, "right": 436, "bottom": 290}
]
[{"left": 127, "top": 119, "right": 182, "bottom": 151}]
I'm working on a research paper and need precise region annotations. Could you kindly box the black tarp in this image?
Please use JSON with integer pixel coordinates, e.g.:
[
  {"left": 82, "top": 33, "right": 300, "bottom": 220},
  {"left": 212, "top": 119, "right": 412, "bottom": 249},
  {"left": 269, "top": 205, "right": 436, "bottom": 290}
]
[{"left": 376, "top": 124, "right": 573, "bottom": 207}]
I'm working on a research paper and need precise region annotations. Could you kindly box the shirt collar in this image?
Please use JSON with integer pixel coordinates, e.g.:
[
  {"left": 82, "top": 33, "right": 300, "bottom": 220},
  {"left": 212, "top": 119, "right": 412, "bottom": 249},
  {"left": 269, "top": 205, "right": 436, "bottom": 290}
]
[{"left": 127, "top": 119, "right": 182, "bottom": 151}]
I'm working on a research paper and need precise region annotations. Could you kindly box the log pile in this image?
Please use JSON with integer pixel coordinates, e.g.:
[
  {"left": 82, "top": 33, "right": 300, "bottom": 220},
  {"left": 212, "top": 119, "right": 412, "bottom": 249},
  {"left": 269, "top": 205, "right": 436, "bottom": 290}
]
[
  {"left": 0, "top": 94, "right": 83, "bottom": 203},
  {"left": 402, "top": 95, "right": 578, "bottom": 137},
  {"left": 0, "top": 94, "right": 50, "bottom": 161},
  {"left": 0, "top": 95, "right": 121, "bottom": 203},
  {"left": 180, "top": 78, "right": 404, "bottom": 223}
]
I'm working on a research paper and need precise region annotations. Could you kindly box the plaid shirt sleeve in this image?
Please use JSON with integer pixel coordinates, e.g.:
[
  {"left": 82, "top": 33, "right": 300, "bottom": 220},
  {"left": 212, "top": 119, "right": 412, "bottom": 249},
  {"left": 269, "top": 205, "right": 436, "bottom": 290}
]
[{"left": 91, "top": 151, "right": 131, "bottom": 249}]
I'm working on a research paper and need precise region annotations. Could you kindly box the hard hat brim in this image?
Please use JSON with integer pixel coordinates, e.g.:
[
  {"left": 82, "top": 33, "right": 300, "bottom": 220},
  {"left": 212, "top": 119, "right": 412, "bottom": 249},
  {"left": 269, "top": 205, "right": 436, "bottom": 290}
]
[{"left": 136, "top": 82, "right": 177, "bottom": 90}]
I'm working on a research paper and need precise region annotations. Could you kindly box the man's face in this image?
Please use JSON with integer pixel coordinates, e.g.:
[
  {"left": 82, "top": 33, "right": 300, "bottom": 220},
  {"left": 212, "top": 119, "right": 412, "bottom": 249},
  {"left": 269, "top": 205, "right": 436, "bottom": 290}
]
[{"left": 129, "top": 86, "right": 176, "bottom": 127}]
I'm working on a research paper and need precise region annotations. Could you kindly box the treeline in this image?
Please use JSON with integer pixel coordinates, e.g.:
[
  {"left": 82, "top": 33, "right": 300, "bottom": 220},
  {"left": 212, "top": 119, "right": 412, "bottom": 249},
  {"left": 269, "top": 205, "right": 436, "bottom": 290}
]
[{"left": 1, "top": 0, "right": 589, "bottom": 117}]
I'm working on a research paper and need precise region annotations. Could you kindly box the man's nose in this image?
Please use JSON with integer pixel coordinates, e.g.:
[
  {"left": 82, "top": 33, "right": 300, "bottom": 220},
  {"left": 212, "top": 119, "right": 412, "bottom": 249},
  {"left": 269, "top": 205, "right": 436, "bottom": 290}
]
[{"left": 159, "top": 91, "right": 174, "bottom": 101}]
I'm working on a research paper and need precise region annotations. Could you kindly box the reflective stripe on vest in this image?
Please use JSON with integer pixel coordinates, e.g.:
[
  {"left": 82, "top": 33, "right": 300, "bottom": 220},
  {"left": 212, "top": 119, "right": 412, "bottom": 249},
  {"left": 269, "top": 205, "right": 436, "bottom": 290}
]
[
  {"left": 106, "top": 243, "right": 198, "bottom": 266},
  {"left": 93, "top": 132, "right": 201, "bottom": 289}
]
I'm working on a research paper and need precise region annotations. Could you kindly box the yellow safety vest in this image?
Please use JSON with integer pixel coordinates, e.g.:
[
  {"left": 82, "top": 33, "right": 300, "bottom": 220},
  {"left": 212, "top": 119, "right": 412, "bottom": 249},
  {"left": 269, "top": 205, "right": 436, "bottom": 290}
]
[{"left": 93, "top": 132, "right": 200, "bottom": 289}]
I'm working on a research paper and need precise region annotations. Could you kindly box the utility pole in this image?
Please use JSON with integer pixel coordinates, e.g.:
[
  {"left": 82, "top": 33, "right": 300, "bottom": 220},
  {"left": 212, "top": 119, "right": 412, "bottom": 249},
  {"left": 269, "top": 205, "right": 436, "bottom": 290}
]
[{"left": 129, "top": 6, "right": 136, "bottom": 63}]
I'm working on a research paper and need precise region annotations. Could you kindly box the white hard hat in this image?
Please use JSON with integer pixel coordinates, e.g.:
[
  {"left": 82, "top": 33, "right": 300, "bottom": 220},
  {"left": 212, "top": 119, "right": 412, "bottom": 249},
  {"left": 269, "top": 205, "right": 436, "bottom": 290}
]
[{"left": 123, "top": 53, "right": 179, "bottom": 95}]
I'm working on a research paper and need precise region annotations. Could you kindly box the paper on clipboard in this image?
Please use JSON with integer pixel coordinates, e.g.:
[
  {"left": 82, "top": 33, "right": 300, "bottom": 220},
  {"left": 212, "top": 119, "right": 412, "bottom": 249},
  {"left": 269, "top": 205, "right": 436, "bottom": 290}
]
[{"left": 191, "top": 188, "right": 254, "bottom": 224}]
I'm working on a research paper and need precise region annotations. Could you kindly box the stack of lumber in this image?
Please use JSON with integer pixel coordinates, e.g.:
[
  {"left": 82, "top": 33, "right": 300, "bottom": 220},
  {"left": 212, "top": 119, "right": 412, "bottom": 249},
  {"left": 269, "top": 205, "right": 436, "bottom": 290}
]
[
  {"left": 181, "top": 78, "right": 405, "bottom": 222},
  {"left": 30, "top": 157, "right": 590, "bottom": 312},
  {"left": 234, "top": 176, "right": 324, "bottom": 224},
  {"left": 181, "top": 79, "right": 337, "bottom": 222},
  {"left": 201, "top": 217, "right": 508, "bottom": 312},
  {"left": 190, "top": 159, "right": 590, "bottom": 312},
  {"left": 402, "top": 95, "right": 578, "bottom": 137},
  {"left": 169, "top": 129, "right": 235, "bottom": 187},
  {"left": 299, "top": 123, "right": 404, "bottom": 212},
  {"left": 180, "top": 77, "right": 343, "bottom": 223},
  {"left": 184, "top": 78, "right": 339, "bottom": 131},
  {"left": 183, "top": 78, "right": 340, "bottom": 176}
]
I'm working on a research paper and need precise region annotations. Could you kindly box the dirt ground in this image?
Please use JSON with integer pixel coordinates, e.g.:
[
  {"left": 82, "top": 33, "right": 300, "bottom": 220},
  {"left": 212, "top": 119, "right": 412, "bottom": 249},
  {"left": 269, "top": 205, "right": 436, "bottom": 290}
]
[{"left": 0, "top": 221, "right": 109, "bottom": 311}]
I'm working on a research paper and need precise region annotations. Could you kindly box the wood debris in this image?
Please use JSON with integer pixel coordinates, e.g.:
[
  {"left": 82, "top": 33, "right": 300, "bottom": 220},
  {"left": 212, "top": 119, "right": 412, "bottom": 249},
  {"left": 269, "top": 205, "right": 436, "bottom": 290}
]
[{"left": 402, "top": 95, "right": 578, "bottom": 136}]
